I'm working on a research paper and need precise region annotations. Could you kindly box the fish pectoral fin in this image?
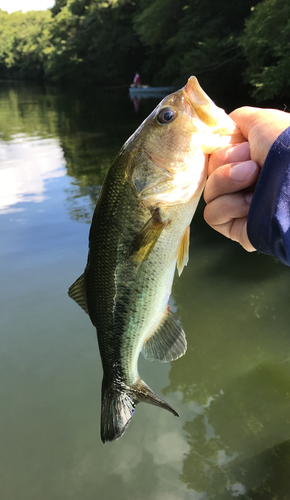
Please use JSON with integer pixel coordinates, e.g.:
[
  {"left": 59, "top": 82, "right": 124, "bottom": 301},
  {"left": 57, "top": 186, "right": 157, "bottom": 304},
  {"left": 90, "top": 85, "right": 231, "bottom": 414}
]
[
  {"left": 177, "top": 225, "right": 190, "bottom": 276},
  {"left": 128, "top": 208, "right": 166, "bottom": 263},
  {"left": 101, "top": 377, "right": 178, "bottom": 443},
  {"left": 68, "top": 272, "right": 89, "bottom": 315},
  {"left": 142, "top": 309, "right": 187, "bottom": 363}
]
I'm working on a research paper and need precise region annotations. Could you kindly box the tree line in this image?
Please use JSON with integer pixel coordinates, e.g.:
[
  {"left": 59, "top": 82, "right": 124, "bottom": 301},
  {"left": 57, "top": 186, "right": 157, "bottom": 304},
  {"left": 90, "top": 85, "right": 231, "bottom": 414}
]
[{"left": 0, "top": 0, "right": 289, "bottom": 103}]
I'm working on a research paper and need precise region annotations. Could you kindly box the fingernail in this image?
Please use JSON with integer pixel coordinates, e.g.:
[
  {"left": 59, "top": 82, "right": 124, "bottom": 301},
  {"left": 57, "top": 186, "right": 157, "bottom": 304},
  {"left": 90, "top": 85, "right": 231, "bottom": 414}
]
[
  {"left": 245, "top": 193, "right": 253, "bottom": 205},
  {"left": 226, "top": 142, "right": 250, "bottom": 162},
  {"left": 230, "top": 160, "right": 257, "bottom": 182}
]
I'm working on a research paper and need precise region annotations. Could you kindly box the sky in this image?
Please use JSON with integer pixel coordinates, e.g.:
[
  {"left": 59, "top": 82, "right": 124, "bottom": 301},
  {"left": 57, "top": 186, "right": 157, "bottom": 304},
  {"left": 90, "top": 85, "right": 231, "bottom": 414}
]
[{"left": 0, "top": 0, "right": 55, "bottom": 13}]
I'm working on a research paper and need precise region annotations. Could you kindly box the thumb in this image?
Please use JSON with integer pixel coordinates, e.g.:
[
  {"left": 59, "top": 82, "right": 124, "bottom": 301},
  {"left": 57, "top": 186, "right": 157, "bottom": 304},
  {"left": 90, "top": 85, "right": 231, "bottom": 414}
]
[
  {"left": 229, "top": 107, "right": 264, "bottom": 141},
  {"left": 230, "top": 106, "right": 290, "bottom": 166}
]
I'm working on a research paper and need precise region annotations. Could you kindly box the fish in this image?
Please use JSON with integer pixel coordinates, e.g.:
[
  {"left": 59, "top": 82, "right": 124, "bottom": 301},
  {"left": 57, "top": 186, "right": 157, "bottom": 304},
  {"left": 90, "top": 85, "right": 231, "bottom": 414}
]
[{"left": 68, "top": 76, "right": 243, "bottom": 443}]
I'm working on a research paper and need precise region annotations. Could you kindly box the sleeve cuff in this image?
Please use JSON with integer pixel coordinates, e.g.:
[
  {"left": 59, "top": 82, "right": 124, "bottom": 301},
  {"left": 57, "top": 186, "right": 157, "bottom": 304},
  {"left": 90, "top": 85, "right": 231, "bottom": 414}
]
[{"left": 247, "top": 126, "right": 290, "bottom": 265}]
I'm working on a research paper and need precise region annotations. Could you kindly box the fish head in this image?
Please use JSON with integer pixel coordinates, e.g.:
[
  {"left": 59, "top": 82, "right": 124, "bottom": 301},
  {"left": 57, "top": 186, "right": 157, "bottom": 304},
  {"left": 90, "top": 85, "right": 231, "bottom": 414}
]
[{"left": 130, "top": 76, "right": 244, "bottom": 207}]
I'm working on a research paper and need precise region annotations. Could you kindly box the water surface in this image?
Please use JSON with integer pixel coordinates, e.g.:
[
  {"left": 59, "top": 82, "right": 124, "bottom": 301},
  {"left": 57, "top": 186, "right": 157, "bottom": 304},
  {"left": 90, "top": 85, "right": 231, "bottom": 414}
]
[{"left": 1, "top": 81, "right": 290, "bottom": 500}]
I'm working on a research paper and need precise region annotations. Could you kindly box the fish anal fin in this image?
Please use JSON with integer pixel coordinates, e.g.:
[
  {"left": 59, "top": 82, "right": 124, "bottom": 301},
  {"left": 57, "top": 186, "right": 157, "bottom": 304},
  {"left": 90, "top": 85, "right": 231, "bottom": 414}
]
[
  {"left": 142, "top": 309, "right": 187, "bottom": 363},
  {"left": 101, "top": 377, "right": 178, "bottom": 443},
  {"left": 128, "top": 208, "right": 166, "bottom": 263},
  {"left": 68, "top": 272, "right": 89, "bottom": 315},
  {"left": 177, "top": 225, "right": 190, "bottom": 276}
]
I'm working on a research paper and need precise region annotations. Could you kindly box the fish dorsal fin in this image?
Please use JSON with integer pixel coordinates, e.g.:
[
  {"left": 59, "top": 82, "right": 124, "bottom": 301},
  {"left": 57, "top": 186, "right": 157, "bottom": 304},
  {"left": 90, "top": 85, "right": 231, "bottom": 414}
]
[
  {"left": 68, "top": 272, "right": 89, "bottom": 314},
  {"left": 142, "top": 309, "right": 187, "bottom": 362},
  {"left": 128, "top": 208, "right": 166, "bottom": 263},
  {"left": 177, "top": 225, "right": 190, "bottom": 276}
]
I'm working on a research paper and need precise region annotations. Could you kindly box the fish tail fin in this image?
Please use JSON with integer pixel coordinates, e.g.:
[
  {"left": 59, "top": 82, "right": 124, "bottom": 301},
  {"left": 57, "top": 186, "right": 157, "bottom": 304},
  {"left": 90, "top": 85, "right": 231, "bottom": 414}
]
[
  {"left": 101, "top": 377, "right": 179, "bottom": 443},
  {"left": 101, "top": 380, "right": 136, "bottom": 443}
]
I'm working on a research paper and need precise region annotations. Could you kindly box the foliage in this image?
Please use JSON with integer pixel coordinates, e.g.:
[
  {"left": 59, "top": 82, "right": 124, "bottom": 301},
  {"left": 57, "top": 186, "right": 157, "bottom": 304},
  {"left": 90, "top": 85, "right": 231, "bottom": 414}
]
[
  {"left": 0, "top": 0, "right": 289, "bottom": 102},
  {"left": 241, "top": 0, "right": 290, "bottom": 101},
  {"left": 133, "top": 0, "right": 258, "bottom": 101},
  {"left": 0, "top": 9, "right": 53, "bottom": 80},
  {"left": 45, "top": 0, "right": 143, "bottom": 85}
]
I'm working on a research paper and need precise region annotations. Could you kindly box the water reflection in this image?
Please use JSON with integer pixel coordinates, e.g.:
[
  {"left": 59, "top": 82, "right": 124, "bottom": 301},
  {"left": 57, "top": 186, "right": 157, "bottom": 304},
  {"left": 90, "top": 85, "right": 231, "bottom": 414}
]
[
  {"left": 132, "top": 96, "right": 141, "bottom": 112},
  {"left": 2, "top": 81, "right": 290, "bottom": 499},
  {"left": 0, "top": 82, "right": 158, "bottom": 220},
  {"left": 0, "top": 135, "right": 65, "bottom": 214},
  {"left": 164, "top": 209, "right": 290, "bottom": 497},
  {"left": 178, "top": 362, "right": 290, "bottom": 496}
]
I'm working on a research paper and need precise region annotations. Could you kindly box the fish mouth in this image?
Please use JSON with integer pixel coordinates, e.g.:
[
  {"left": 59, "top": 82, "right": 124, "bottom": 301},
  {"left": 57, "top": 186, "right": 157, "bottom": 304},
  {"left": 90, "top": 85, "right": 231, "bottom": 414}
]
[
  {"left": 183, "top": 76, "right": 219, "bottom": 127},
  {"left": 182, "top": 76, "right": 244, "bottom": 147}
]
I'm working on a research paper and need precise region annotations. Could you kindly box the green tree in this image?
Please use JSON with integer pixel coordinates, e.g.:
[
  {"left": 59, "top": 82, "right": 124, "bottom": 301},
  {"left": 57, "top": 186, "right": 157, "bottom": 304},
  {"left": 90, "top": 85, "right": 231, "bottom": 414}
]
[
  {"left": 241, "top": 0, "right": 290, "bottom": 101},
  {"left": 0, "top": 9, "right": 53, "bottom": 80},
  {"left": 3, "top": 0, "right": 285, "bottom": 106},
  {"left": 133, "top": 0, "right": 259, "bottom": 102},
  {"left": 46, "top": 0, "right": 143, "bottom": 85}
]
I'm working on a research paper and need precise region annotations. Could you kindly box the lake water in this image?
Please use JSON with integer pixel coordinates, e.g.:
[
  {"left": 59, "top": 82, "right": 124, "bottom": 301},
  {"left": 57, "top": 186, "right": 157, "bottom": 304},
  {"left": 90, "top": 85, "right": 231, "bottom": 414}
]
[{"left": 1, "top": 81, "right": 290, "bottom": 500}]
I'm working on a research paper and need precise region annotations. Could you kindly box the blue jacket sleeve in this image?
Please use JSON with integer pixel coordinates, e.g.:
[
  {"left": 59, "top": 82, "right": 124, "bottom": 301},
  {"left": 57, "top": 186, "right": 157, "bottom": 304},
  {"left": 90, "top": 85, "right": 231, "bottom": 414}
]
[{"left": 247, "top": 126, "right": 290, "bottom": 266}]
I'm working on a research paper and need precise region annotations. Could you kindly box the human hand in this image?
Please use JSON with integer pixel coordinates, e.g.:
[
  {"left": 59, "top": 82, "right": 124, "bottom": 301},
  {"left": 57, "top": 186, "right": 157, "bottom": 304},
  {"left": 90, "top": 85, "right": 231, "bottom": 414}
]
[
  {"left": 204, "top": 141, "right": 258, "bottom": 251},
  {"left": 230, "top": 107, "right": 290, "bottom": 166},
  {"left": 203, "top": 107, "right": 290, "bottom": 251}
]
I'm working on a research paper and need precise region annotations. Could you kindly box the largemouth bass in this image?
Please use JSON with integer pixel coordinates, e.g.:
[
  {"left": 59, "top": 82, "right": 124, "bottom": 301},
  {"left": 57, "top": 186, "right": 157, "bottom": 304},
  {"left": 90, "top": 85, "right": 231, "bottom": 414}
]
[{"left": 69, "top": 76, "right": 243, "bottom": 443}]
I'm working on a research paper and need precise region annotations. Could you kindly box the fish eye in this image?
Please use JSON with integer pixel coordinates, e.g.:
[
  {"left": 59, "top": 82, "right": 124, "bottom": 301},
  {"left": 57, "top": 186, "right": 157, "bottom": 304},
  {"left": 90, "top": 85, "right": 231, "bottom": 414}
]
[{"left": 156, "top": 107, "right": 177, "bottom": 125}]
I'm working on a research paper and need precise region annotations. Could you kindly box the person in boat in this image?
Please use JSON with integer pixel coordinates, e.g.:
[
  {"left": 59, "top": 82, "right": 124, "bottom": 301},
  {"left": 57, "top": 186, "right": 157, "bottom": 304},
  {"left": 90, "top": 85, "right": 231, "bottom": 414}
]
[
  {"left": 204, "top": 106, "right": 290, "bottom": 266},
  {"left": 133, "top": 72, "right": 141, "bottom": 87}
]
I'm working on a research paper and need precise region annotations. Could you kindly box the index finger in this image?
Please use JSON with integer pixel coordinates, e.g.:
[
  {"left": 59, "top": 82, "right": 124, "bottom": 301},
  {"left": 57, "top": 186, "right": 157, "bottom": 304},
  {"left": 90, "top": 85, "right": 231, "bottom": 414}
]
[{"left": 208, "top": 141, "right": 250, "bottom": 176}]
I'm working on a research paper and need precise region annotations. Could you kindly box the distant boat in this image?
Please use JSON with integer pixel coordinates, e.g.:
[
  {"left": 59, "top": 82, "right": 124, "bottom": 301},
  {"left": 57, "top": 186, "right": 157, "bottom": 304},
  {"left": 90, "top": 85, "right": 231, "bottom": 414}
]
[{"left": 129, "top": 85, "right": 175, "bottom": 98}]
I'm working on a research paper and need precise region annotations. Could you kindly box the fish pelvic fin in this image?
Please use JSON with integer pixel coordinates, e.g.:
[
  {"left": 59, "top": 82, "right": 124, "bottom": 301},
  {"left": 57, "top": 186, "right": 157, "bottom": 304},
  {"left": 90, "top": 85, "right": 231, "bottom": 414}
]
[
  {"left": 101, "top": 377, "right": 178, "bottom": 443},
  {"left": 177, "top": 225, "right": 190, "bottom": 276},
  {"left": 68, "top": 272, "right": 89, "bottom": 315},
  {"left": 142, "top": 309, "right": 187, "bottom": 362}
]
